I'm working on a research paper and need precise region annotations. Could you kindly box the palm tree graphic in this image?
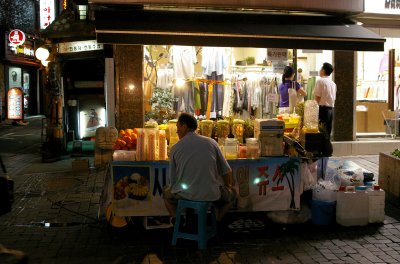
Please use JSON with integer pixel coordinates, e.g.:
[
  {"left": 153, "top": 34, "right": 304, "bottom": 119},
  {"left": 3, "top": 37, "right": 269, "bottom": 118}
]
[{"left": 273, "top": 158, "right": 300, "bottom": 209}]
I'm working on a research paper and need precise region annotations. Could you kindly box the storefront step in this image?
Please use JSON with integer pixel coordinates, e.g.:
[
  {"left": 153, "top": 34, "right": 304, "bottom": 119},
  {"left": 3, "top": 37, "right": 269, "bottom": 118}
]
[{"left": 332, "top": 140, "right": 400, "bottom": 156}]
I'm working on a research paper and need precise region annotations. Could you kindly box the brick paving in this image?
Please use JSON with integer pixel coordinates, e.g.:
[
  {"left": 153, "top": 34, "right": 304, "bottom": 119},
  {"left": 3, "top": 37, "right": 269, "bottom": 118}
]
[{"left": 2, "top": 119, "right": 400, "bottom": 263}]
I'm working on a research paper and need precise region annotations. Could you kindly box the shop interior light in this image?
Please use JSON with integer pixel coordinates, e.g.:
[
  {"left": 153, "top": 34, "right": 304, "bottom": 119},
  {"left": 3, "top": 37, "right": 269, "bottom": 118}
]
[
  {"left": 35, "top": 47, "right": 50, "bottom": 61},
  {"left": 175, "top": 78, "right": 185, "bottom": 88},
  {"left": 128, "top": 84, "right": 135, "bottom": 90}
]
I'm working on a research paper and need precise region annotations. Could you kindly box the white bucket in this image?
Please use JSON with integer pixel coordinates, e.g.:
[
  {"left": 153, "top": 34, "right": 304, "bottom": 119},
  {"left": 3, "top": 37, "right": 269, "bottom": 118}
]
[
  {"left": 367, "top": 185, "right": 385, "bottom": 224},
  {"left": 336, "top": 186, "right": 369, "bottom": 226}
]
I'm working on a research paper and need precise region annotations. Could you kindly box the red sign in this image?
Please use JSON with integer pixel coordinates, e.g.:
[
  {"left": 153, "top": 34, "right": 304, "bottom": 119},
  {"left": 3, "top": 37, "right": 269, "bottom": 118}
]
[
  {"left": 8, "top": 30, "right": 26, "bottom": 46},
  {"left": 7, "top": 88, "right": 23, "bottom": 120}
]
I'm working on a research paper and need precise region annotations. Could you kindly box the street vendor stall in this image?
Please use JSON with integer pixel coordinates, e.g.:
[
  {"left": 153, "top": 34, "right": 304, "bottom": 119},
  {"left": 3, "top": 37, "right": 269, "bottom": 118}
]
[{"left": 107, "top": 157, "right": 301, "bottom": 217}]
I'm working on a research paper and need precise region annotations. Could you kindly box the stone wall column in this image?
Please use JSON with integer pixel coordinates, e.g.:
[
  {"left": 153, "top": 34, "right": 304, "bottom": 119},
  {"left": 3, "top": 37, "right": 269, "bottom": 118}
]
[
  {"left": 114, "top": 45, "right": 144, "bottom": 129},
  {"left": 333, "top": 50, "right": 356, "bottom": 141}
]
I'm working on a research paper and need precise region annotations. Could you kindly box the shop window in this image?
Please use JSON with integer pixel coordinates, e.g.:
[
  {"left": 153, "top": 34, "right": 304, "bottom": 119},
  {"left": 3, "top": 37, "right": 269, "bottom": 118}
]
[
  {"left": 143, "top": 45, "right": 332, "bottom": 125},
  {"left": 78, "top": 5, "right": 87, "bottom": 20}
]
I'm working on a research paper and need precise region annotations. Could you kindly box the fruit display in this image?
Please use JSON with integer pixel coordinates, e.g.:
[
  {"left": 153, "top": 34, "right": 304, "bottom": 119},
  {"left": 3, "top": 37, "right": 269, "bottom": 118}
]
[
  {"left": 113, "top": 128, "right": 138, "bottom": 150},
  {"left": 113, "top": 173, "right": 149, "bottom": 201}
]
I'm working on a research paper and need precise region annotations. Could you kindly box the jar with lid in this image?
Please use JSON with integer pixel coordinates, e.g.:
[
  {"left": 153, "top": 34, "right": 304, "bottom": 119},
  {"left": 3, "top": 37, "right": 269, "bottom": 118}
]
[
  {"left": 224, "top": 138, "right": 239, "bottom": 159},
  {"left": 217, "top": 120, "right": 230, "bottom": 145},
  {"left": 168, "top": 119, "right": 179, "bottom": 149},
  {"left": 232, "top": 119, "right": 245, "bottom": 143},
  {"left": 144, "top": 121, "right": 159, "bottom": 160},
  {"left": 246, "top": 138, "right": 260, "bottom": 159},
  {"left": 200, "top": 120, "right": 214, "bottom": 138}
]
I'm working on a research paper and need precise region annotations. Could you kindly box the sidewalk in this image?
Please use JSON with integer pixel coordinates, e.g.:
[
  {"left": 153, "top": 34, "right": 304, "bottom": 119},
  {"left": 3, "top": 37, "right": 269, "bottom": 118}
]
[
  {"left": 1, "top": 155, "right": 400, "bottom": 264},
  {"left": 1, "top": 120, "right": 400, "bottom": 263}
]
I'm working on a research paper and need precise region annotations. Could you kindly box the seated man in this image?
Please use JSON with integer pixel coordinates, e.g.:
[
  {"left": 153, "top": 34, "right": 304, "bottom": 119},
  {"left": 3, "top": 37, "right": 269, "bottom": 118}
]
[{"left": 163, "top": 113, "right": 236, "bottom": 223}]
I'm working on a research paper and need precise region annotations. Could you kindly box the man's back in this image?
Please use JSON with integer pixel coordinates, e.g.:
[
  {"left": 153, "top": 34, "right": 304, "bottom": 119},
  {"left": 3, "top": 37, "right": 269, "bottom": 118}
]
[{"left": 169, "top": 132, "right": 230, "bottom": 201}]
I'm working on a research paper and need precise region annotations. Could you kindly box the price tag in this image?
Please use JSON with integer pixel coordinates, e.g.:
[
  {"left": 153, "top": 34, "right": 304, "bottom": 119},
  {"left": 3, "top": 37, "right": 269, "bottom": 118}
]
[{"left": 267, "top": 94, "right": 279, "bottom": 103}]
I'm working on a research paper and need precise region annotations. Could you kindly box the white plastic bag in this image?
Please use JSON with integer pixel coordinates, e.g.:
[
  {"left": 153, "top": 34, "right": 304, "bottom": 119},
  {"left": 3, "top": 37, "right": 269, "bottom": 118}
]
[
  {"left": 288, "top": 86, "right": 298, "bottom": 114},
  {"left": 301, "top": 161, "right": 317, "bottom": 191}
]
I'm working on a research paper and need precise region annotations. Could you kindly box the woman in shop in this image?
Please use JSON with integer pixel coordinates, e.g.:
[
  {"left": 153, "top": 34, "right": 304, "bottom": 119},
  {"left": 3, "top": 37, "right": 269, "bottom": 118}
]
[{"left": 278, "top": 66, "right": 307, "bottom": 114}]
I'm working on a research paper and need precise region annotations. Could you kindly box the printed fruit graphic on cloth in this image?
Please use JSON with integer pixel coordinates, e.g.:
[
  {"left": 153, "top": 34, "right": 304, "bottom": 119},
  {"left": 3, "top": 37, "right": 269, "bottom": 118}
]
[
  {"left": 113, "top": 128, "right": 138, "bottom": 150},
  {"left": 114, "top": 173, "right": 149, "bottom": 201}
]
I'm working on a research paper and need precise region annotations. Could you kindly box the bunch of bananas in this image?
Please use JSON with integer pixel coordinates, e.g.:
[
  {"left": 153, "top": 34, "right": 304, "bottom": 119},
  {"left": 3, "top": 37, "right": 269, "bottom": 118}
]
[{"left": 126, "top": 183, "right": 149, "bottom": 199}]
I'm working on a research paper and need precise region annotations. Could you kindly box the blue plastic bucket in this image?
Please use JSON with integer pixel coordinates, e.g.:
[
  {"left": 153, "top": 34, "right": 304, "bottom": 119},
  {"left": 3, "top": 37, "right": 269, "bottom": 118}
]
[{"left": 310, "top": 200, "right": 336, "bottom": 225}]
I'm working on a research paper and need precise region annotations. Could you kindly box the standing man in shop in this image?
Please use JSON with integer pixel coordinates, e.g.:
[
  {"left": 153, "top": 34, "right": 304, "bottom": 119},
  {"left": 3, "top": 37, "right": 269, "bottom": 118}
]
[
  {"left": 163, "top": 113, "right": 236, "bottom": 224},
  {"left": 314, "top": 62, "right": 337, "bottom": 139}
]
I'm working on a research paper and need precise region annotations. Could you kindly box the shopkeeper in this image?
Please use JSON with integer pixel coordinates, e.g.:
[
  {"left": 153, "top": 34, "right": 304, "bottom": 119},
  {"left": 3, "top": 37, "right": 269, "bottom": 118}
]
[
  {"left": 279, "top": 66, "right": 307, "bottom": 114},
  {"left": 163, "top": 113, "right": 236, "bottom": 223}
]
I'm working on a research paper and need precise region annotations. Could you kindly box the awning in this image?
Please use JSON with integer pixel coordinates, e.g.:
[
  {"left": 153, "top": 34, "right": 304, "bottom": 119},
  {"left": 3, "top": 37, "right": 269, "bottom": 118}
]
[{"left": 94, "top": 8, "right": 385, "bottom": 51}]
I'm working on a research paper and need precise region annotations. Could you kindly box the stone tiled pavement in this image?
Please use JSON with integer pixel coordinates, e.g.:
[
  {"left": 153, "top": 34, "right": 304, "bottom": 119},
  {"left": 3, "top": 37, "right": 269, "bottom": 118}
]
[
  {"left": 2, "top": 119, "right": 400, "bottom": 263},
  {"left": 1, "top": 157, "right": 400, "bottom": 264}
]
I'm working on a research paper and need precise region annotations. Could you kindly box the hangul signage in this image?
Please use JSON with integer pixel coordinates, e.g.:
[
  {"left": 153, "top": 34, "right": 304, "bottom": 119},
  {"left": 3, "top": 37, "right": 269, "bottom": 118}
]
[
  {"left": 40, "top": 0, "right": 55, "bottom": 29},
  {"left": 5, "top": 32, "right": 35, "bottom": 62},
  {"left": 7, "top": 88, "right": 23, "bottom": 120},
  {"left": 267, "top": 48, "right": 288, "bottom": 61},
  {"left": 365, "top": 0, "right": 400, "bottom": 15},
  {"left": 58, "top": 40, "right": 104, "bottom": 53},
  {"left": 8, "top": 30, "right": 25, "bottom": 46}
]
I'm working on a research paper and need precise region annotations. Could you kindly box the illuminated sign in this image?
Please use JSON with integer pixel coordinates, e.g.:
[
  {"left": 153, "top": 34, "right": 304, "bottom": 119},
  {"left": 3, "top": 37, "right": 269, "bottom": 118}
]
[
  {"left": 8, "top": 30, "right": 25, "bottom": 46},
  {"left": 7, "top": 88, "right": 23, "bottom": 120},
  {"left": 40, "top": 0, "right": 55, "bottom": 29},
  {"left": 365, "top": 0, "right": 400, "bottom": 15},
  {"left": 58, "top": 40, "right": 104, "bottom": 53}
]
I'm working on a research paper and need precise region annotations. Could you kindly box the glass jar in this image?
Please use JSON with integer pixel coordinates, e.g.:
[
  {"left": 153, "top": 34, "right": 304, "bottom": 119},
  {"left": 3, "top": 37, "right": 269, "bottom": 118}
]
[
  {"left": 232, "top": 119, "right": 245, "bottom": 143},
  {"left": 217, "top": 120, "right": 230, "bottom": 138},
  {"left": 200, "top": 120, "right": 214, "bottom": 138},
  {"left": 224, "top": 138, "right": 239, "bottom": 159},
  {"left": 246, "top": 138, "right": 260, "bottom": 159}
]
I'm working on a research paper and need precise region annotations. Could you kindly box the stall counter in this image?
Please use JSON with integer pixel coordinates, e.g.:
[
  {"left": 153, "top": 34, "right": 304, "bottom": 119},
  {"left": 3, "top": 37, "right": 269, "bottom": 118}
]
[{"left": 105, "top": 157, "right": 301, "bottom": 217}]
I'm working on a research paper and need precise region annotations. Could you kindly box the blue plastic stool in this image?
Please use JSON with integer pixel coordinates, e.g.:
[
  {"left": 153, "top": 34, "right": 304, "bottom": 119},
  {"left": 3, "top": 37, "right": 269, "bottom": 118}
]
[{"left": 171, "top": 200, "right": 217, "bottom": 250}]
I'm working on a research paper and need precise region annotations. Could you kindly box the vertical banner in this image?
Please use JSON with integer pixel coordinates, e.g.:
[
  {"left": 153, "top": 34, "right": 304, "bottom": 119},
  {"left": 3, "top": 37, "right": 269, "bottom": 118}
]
[
  {"left": 7, "top": 88, "right": 23, "bottom": 119},
  {"left": 40, "top": 0, "right": 55, "bottom": 29}
]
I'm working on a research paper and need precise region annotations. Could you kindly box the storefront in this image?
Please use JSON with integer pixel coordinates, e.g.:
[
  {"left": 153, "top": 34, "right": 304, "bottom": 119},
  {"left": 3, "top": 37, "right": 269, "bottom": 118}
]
[
  {"left": 354, "top": 0, "right": 400, "bottom": 137},
  {"left": 90, "top": 2, "right": 385, "bottom": 221},
  {"left": 1, "top": 30, "right": 41, "bottom": 120}
]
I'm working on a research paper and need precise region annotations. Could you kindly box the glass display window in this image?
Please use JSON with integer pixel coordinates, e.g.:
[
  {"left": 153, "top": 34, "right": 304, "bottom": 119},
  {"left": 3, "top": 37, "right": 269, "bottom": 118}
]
[{"left": 143, "top": 45, "right": 333, "bottom": 124}]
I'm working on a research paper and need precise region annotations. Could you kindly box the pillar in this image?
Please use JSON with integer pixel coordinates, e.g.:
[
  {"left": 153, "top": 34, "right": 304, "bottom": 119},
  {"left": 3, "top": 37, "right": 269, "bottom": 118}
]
[
  {"left": 114, "top": 45, "right": 144, "bottom": 129},
  {"left": 333, "top": 51, "right": 356, "bottom": 141}
]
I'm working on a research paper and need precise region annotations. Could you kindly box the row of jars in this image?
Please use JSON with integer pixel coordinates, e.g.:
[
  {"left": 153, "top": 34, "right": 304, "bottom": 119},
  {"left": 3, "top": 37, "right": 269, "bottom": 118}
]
[{"left": 167, "top": 118, "right": 246, "bottom": 143}]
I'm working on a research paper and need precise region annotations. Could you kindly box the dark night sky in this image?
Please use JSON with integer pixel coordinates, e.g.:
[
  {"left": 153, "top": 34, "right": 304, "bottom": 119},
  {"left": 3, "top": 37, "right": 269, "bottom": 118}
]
[{"left": 0, "top": 0, "right": 36, "bottom": 33}]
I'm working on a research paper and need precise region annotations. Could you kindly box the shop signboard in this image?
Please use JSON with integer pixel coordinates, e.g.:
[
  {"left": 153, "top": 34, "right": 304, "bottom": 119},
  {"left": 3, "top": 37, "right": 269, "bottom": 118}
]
[
  {"left": 7, "top": 88, "right": 23, "bottom": 120},
  {"left": 5, "top": 32, "right": 36, "bottom": 64},
  {"left": 109, "top": 157, "right": 300, "bottom": 216},
  {"left": 40, "top": 0, "right": 55, "bottom": 29},
  {"left": 267, "top": 48, "right": 288, "bottom": 61},
  {"left": 365, "top": 0, "right": 400, "bottom": 15},
  {"left": 8, "top": 30, "right": 25, "bottom": 46},
  {"left": 58, "top": 40, "right": 104, "bottom": 53}
]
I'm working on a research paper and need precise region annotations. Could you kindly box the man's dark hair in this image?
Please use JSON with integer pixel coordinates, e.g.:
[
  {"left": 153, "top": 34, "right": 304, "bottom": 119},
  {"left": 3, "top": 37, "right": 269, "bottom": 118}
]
[
  {"left": 322, "top": 62, "right": 334, "bottom": 76},
  {"left": 178, "top": 113, "right": 198, "bottom": 130}
]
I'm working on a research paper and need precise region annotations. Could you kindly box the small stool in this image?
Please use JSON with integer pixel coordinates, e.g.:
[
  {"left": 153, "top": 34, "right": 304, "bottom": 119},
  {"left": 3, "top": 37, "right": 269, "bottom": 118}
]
[{"left": 172, "top": 200, "right": 217, "bottom": 250}]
